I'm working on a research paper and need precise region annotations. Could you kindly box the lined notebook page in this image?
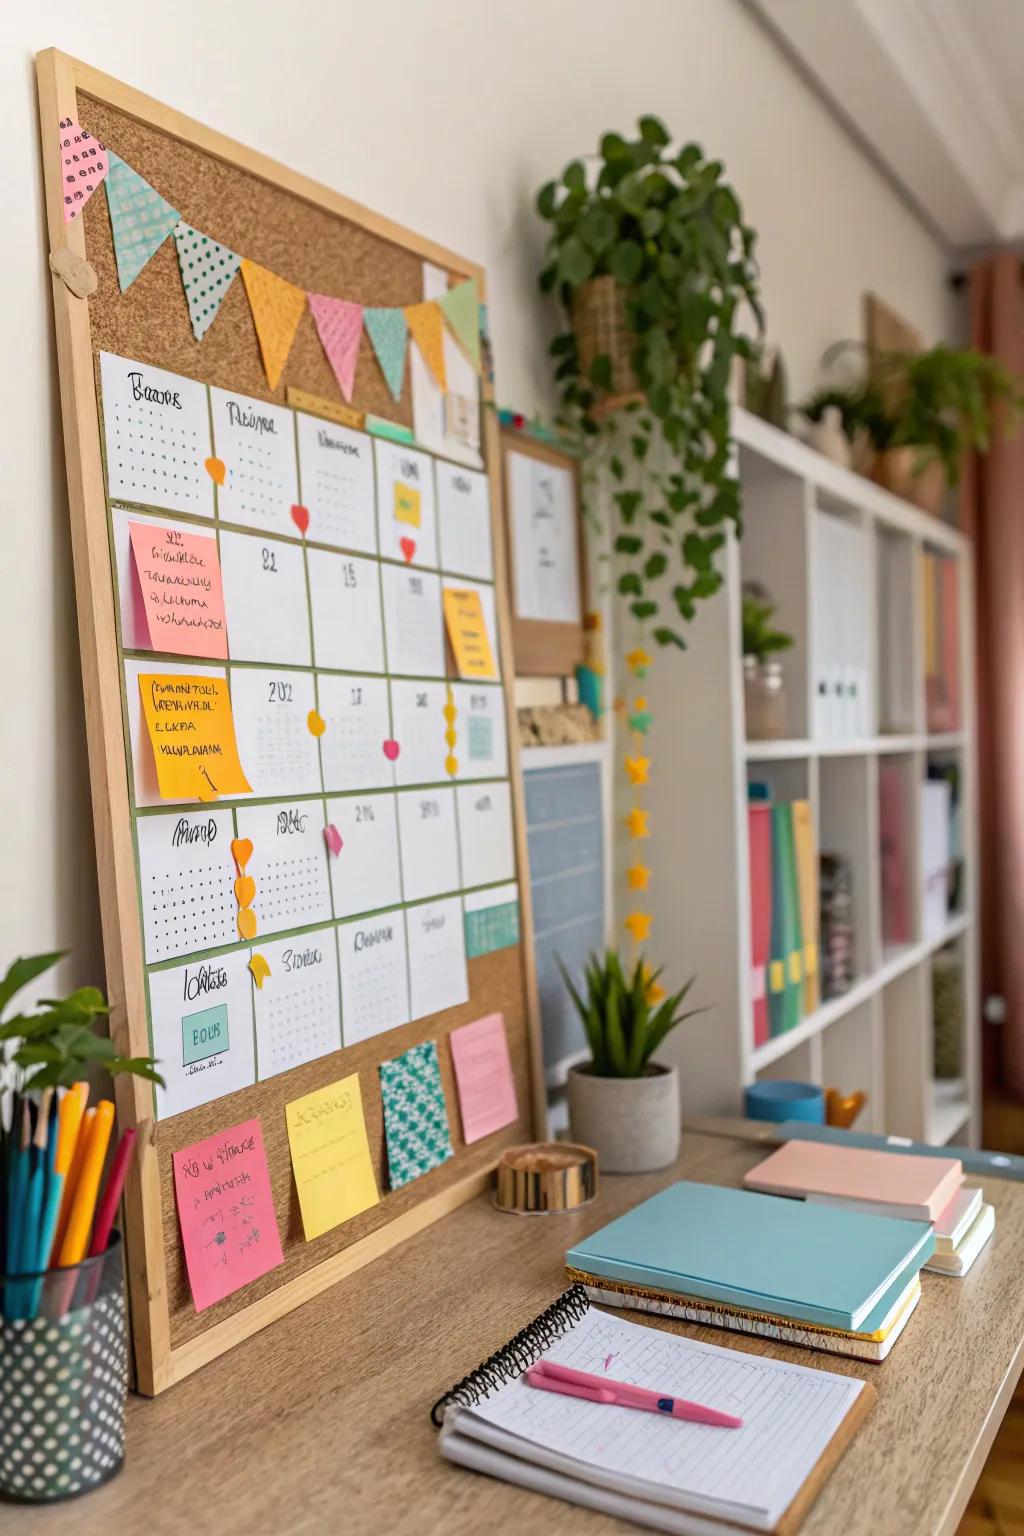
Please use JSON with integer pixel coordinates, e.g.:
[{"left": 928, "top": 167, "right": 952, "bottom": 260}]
[{"left": 467, "top": 1308, "right": 864, "bottom": 1528}]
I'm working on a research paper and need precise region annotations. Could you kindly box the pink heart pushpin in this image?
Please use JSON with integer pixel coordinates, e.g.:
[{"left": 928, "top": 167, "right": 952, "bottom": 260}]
[
  {"left": 323, "top": 823, "right": 343, "bottom": 857},
  {"left": 399, "top": 536, "right": 416, "bottom": 564},
  {"left": 291, "top": 504, "right": 310, "bottom": 535},
  {"left": 382, "top": 739, "right": 400, "bottom": 762}
]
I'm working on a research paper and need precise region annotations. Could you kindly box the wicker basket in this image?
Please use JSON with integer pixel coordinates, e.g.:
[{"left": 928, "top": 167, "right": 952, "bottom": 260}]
[
  {"left": 571, "top": 275, "right": 640, "bottom": 405},
  {"left": 870, "top": 447, "right": 947, "bottom": 517}
]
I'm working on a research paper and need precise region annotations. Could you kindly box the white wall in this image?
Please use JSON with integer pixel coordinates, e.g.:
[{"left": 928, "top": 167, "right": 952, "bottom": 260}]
[{"left": 0, "top": 0, "right": 954, "bottom": 989}]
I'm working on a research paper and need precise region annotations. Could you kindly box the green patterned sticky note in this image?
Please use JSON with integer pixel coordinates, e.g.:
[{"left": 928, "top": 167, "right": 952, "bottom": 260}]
[{"left": 379, "top": 1041, "right": 453, "bottom": 1190}]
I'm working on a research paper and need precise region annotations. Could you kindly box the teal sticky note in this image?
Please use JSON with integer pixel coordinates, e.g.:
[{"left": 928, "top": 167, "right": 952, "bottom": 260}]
[
  {"left": 464, "top": 899, "right": 520, "bottom": 959},
  {"left": 379, "top": 1041, "right": 453, "bottom": 1190},
  {"left": 181, "top": 1003, "right": 229, "bottom": 1065}
]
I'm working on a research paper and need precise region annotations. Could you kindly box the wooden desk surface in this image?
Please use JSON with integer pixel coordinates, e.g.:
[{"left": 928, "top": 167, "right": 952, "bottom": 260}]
[{"left": 19, "top": 1125, "right": 1024, "bottom": 1536}]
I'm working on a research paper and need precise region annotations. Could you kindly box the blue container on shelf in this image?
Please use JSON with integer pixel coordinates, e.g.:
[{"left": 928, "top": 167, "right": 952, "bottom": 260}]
[{"left": 744, "top": 1080, "right": 825, "bottom": 1125}]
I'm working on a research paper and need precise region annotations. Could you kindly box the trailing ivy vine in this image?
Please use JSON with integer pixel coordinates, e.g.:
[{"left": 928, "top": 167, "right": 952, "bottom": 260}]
[{"left": 537, "top": 116, "right": 763, "bottom": 647}]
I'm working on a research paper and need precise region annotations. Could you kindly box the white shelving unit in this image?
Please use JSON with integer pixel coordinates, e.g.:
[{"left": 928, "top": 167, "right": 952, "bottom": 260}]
[{"left": 639, "top": 407, "right": 978, "bottom": 1146}]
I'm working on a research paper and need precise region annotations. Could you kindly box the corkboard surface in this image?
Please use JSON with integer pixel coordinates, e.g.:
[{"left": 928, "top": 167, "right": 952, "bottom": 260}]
[
  {"left": 64, "top": 91, "right": 535, "bottom": 1361},
  {"left": 80, "top": 94, "right": 423, "bottom": 425}
]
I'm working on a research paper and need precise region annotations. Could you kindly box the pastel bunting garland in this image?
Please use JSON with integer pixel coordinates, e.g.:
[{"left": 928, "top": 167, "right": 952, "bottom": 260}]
[{"left": 74, "top": 132, "right": 480, "bottom": 400}]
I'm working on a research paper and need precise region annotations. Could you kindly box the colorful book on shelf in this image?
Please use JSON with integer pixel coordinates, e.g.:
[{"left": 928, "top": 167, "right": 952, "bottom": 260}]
[
  {"left": 921, "top": 778, "right": 952, "bottom": 940},
  {"left": 742, "top": 1139, "right": 963, "bottom": 1222},
  {"left": 791, "top": 800, "right": 819, "bottom": 1014},
  {"left": 565, "top": 1181, "right": 935, "bottom": 1335},
  {"left": 878, "top": 762, "right": 910, "bottom": 946},
  {"left": 769, "top": 803, "right": 802, "bottom": 1034},
  {"left": 748, "top": 801, "right": 773, "bottom": 1048}
]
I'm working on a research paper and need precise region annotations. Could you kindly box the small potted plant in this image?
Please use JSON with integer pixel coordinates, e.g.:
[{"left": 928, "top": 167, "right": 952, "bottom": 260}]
[
  {"left": 742, "top": 586, "right": 793, "bottom": 740},
  {"left": 801, "top": 343, "right": 1024, "bottom": 515},
  {"left": 560, "top": 951, "right": 704, "bottom": 1173}
]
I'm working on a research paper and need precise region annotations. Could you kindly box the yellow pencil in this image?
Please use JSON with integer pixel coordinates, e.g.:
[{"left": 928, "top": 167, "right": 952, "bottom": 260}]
[
  {"left": 58, "top": 1100, "right": 115, "bottom": 1268},
  {"left": 50, "top": 1104, "right": 94, "bottom": 1262}
]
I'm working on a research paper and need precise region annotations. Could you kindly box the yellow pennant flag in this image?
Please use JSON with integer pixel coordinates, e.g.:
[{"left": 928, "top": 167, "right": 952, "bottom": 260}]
[
  {"left": 240, "top": 258, "right": 306, "bottom": 390},
  {"left": 404, "top": 300, "right": 447, "bottom": 392}
]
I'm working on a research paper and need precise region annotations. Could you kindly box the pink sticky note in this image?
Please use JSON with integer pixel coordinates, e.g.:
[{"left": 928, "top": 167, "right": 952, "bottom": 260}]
[
  {"left": 59, "top": 118, "right": 109, "bottom": 222},
  {"left": 129, "top": 521, "right": 229, "bottom": 659},
  {"left": 449, "top": 1012, "right": 518, "bottom": 1144},
  {"left": 172, "top": 1118, "right": 284, "bottom": 1312}
]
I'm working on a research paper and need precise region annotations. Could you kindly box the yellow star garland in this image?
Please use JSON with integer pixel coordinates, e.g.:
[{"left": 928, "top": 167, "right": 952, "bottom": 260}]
[
  {"left": 624, "top": 911, "right": 653, "bottom": 942},
  {"left": 625, "top": 807, "right": 649, "bottom": 838},
  {"left": 627, "top": 863, "right": 651, "bottom": 890},
  {"left": 625, "top": 755, "right": 650, "bottom": 786}
]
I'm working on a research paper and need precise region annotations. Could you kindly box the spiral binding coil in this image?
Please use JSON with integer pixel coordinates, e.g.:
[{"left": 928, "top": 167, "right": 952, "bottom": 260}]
[{"left": 430, "top": 1284, "right": 590, "bottom": 1427}]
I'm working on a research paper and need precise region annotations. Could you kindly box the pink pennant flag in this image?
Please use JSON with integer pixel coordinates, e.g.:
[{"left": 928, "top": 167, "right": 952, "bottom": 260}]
[
  {"left": 308, "top": 294, "right": 364, "bottom": 403},
  {"left": 59, "top": 118, "right": 109, "bottom": 223}
]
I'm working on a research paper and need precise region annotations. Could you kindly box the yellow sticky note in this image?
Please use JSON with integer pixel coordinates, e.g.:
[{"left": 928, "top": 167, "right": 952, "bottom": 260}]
[
  {"left": 442, "top": 587, "right": 498, "bottom": 680},
  {"left": 139, "top": 675, "right": 251, "bottom": 801},
  {"left": 393, "top": 482, "right": 421, "bottom": 528},
  {"left": 769, "top": 960, "right": 785, "bottom": 993},
  {"left": 285, "top": 1074, "right": 379, "bottom": 1240}
]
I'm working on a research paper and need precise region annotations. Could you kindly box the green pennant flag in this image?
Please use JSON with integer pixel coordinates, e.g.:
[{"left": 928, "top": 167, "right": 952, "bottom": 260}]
[{"left": 439, "top": 279, "right": 481, "bottom": 374}]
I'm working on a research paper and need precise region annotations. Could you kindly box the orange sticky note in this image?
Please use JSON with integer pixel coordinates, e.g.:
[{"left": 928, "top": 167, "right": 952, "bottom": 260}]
[
  {"left": 129, "top": 522, "right": 228, "bottom": 660},
  {"left": 393, "top": 482, "right": 421, "bottom": 528},
  {"left": 139, "top": 674, "right": 252, "bottom": 801},
  {"left": 442, "top": 587, "right": 498, "bottom": 680}
]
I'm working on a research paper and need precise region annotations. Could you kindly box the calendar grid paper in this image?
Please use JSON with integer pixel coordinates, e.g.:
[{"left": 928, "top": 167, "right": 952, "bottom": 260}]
[{"left": 97, "top": 351, "right": 520, "bottom": 1121}]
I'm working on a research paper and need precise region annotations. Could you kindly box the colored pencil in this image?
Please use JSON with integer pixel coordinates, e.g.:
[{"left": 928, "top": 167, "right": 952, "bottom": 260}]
[
  {"left": 88, "top": 1127, "right": 136, "bottom": 1259},
  {"left": 50, "top": 1099, "right": 94, "bottom": 1265},
  {"left": 58, "top": 1099, "right": 114, "bottom": 1268}
]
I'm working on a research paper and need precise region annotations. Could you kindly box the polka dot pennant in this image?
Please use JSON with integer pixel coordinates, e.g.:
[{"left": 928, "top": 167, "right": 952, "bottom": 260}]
[
  {"left": 104, "top": 152, "right": 180, "bottom": 293},
  {"left": 172, "top": 220, "right": 241, "bottom": 341}
]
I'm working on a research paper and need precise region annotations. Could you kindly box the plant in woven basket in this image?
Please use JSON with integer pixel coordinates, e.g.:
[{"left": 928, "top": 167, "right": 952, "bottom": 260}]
[
  {"left": 537, "top": 117, "right": 763, "bottom": 648},
  {"left": 559, "top": 950, "right": 704, "bottom": 1078}
]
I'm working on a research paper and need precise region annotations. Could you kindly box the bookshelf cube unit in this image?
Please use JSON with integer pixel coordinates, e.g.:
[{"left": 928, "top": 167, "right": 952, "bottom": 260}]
[{"left": 640, "top": 408, "right": 978, "bottom": 1146}]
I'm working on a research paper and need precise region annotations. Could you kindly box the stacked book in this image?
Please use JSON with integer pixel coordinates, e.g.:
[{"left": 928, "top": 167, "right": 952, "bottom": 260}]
[
  {"left": 566, "top": 1181, "right": 935, "bottom": 1363},
  {"left": 743, "top": 1140, "right": 994, "bottom": 1279}
]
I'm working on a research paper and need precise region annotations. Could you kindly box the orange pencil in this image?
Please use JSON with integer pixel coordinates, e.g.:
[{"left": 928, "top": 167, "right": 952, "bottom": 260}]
[
  {"left": 58, "top": 1100, "right": 114, "bottom": 1268},
  {"left": 50, "top": 1096, "right": 94, "bottom": 1265}
]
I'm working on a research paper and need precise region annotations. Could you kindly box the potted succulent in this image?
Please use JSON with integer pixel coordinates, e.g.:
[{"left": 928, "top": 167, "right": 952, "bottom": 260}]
[
  {"left": 560, "top": 950, "right": 704, "bottom": 1173},
  {"left": 536, "top": 117, "right": 762, "bottom": 649},
  {"left": 742, "top": 587, "right": 793, "bottom": 741},
  {"left": 800, "top": 343, "right": 1024, "bottom": 516}
]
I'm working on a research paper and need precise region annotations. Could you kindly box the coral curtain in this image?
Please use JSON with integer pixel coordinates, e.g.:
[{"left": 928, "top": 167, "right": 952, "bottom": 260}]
[{"left": 965, "top": 254, "right": 1024, "bottom": 1097}]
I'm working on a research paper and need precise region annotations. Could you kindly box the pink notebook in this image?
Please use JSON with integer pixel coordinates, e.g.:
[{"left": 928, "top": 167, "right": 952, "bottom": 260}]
[{"left": 744, "top": 1139, "right": 963, "bottom": 1222}]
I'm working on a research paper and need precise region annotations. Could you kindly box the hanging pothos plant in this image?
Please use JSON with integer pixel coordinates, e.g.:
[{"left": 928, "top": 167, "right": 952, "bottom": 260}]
[{"left": 537, "top": 117, "right": 763, "bottom": 647}]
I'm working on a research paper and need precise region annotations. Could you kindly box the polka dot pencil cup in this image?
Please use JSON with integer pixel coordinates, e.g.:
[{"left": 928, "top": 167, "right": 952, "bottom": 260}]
[{"left": 0, "top": 1233, "right": 127, "bottom": 1503}]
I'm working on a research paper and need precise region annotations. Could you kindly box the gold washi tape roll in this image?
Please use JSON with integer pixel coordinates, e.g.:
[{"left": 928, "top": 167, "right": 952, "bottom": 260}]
[{"left": 494, "top": 1142, "right": 598, "bottom": 1215}]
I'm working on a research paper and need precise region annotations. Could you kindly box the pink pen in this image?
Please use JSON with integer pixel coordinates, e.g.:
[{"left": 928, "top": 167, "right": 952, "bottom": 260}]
[{"left": 524, "top": 1359, "right": 743, "bottom": 1428}]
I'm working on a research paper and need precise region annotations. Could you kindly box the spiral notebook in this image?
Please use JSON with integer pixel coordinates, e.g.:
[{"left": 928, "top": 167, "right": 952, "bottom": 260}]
[{"left": 434, "top": 1288, "right": 874, "bottom": 1536}]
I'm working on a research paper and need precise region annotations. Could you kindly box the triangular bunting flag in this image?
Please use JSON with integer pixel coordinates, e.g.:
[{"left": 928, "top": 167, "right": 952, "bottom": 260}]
[
  {"left": 59, "top": 118, "right": 109, "bottom": 223},
  {"left": 308, "top": 294, "right": 364, "bottom": 402},
  {"left": 439, "top": 279, "right": 481, "bottom": 374},
  {"left": 173, "top": 220, "right": 242, "bottom": 341},
  {"left": 364, "top": 308, "right": 409, "bottom": 402},
  {"left": 404, "top": 300, "right": 447, "bottom": 392},
  {"left": 104, "top": 152, "right": 181, "bottom": 291},
  {"left": 239, "top": 259, "right": 307, "bottom": 390}
]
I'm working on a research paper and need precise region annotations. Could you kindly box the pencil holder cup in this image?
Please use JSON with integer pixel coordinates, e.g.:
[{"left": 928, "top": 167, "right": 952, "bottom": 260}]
[{"left": 0, "top": 1232, "right": 127, "bottom": 1503}]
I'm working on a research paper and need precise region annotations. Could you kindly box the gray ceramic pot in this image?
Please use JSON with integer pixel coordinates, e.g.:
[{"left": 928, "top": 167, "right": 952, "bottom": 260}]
[{"left": 566, "top": 1062, "right": 680, "bottom": 1174}]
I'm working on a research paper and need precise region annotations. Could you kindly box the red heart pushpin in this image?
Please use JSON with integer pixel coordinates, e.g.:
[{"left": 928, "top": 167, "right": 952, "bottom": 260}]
[
  {"left": 382, "top": 739, "right": 400, "bottom": 762},
  {"left": 291, "top": 504, "right": 310, "bottom": 535},
  {"left": 323, "top": 823, "right": 343, "bottom": 857},
  {"left": 399, "top": 536, "right": 416, "bottom": 563}
]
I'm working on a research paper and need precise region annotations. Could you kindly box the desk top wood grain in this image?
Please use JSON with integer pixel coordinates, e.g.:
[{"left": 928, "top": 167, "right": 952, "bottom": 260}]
[{"left": 18, "top": 1125, "right": 1024, "bottom": 1536}]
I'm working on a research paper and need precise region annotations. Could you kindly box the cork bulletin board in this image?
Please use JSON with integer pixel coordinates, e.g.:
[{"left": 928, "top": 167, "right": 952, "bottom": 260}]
[
  {"left": 499, "top": 429, "right": 586, "bottom": 676},
  {"left": 37, "top": 50, "right": 545, "bottom": 1394}
]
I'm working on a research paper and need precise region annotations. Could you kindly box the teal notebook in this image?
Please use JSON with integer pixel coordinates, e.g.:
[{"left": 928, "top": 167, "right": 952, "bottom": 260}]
[
  {"left": 566, "top": 1182, "right": 935, "bottom": 1332},
  {"left": 768, "top": 804, "right": 802, "bottom": 1035}
]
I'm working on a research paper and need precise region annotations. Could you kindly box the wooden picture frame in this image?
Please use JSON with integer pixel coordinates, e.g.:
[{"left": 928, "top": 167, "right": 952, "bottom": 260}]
[
  {"left": 36, "top": 48, "right": 545, "bottom": 1394},
  {"left": 500, "top": 429, "right": 586, "bottom": 676}
]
